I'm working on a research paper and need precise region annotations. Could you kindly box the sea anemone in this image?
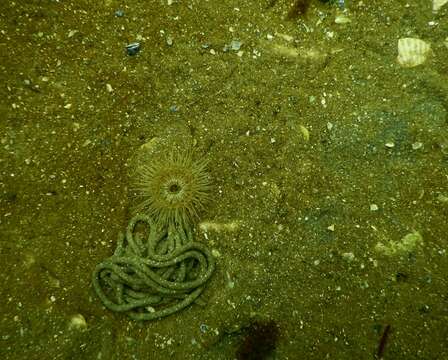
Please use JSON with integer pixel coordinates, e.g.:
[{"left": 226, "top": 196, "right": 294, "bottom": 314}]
[{"left": 134, "top": 151, "right": 211, "bottom": 229}]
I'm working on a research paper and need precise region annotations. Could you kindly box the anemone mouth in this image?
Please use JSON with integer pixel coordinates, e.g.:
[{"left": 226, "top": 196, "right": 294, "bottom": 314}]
[
  {"left": 134, "top": 153, "right": 211, "bottom": 228},
  {"left": 159, "top": 176, "right": 189, "bottom": 206}
]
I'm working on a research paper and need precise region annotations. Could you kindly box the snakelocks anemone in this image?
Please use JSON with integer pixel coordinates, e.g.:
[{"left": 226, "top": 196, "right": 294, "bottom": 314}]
[{"left": 92, "top": 151, "right": 215, "bottom": 321}]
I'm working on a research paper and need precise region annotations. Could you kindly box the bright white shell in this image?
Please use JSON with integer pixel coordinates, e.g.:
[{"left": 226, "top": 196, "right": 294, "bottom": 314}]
[
  {"left": 433, "top": 0, "right": 448, "bottom": 12},
  {"left": 397, "top": 38, "right": 431, "bottom": 68}
]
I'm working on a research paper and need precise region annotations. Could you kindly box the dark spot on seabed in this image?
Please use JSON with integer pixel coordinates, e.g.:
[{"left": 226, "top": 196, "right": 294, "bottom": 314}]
[{"left": 235, "top": 320, "right": 280, "bottom": 360}]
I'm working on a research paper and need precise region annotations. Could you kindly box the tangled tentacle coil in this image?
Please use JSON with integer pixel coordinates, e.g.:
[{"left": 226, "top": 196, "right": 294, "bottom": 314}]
[{"left": 92, "top": 215, "right": 215, "bottom": 320}]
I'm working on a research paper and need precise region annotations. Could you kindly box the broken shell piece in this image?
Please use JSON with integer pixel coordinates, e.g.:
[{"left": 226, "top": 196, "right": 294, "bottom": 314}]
[
  {"left": 68, "top": 314, "right": 87, "bottom": 331},
  {"left": 335, "top": 13, "right": 351, "bottom": 24},
  {"left": 433, "top": 0, "right": 448, "bottom": 12},
  {"left": 199, "top": 220, "right": 241, "bottom": 232},
  {"left": 375, "top": 231, "right": 423, "bottom": 256},
  {"left": 397, "top": 38, "right": 431, "bottom": 68}
]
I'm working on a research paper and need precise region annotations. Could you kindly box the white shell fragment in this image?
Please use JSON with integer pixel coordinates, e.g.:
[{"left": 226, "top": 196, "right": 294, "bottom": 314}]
[
  {"left": 397, "top": 38, "right": 431, "bottom": 68},
  {"left": 68, "top": 314, "right": 87, "bottom": 330},
  {"left": 433, "top": 0, "right": 448, "bottom": 12},
  {"left": 335, "top": 13, "right": 351, "bottom": 24},
  {"left": 375, "top": 231, "right": 423, "bottom": 256}
]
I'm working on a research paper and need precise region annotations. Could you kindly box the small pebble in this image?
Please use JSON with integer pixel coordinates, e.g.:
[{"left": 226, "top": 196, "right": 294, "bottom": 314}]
[
  {"left": 231, "top": 40, "right": 241, "bottom": 50},
  {"left": 211, "top": 249, "right": 221, "bottom": 258},
  {"left": 115, "top": 9, "right": 124, "bottom": 17},
  {"left": 126, "top": 42, "right": 141, "bottom": 56},
  {"left": 370, "top": 204, "right": 379, "bottom": 211},
  {"left": 342, "top": 252, "right": 355, "bottom": 262}
]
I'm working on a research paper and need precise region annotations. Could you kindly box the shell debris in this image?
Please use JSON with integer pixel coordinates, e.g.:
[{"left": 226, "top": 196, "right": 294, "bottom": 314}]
[
  {"left": 375, "top": 231, "right": 423, "bottom": 256},
  {"left": 68, "top": 314, "right": 87, "bottom": 331},
  {"left": 433, "top": 0, "right": 448, "bottom": 12},
  {"left": 199, "top": 220, "right": 241, "bottom": 233},
  {"left": 397, "top": 38, "right": 431, "bottom": 68}
]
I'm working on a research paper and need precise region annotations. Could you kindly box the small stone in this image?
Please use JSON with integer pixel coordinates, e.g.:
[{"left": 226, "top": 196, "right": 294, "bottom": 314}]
[
  {"left": 327, "top": 224, "right": 335, "bottom": 232},
  {"left": 211, "top": 249, "right": 221, "bottom": 258},
  {"left": 299, "top": 125, "right": 310, "bottom": 141},
  {"left": 126, "top": 42, "right": 141, "bottom": 56},
  {"left": 106, "top": 83, "right": 113, "bottom": 92},
  {"left": 342, "top": 252, "right": 355, "bottom": 262},
  {"left": 385, "top": 142, "right": 395, "bottom": 148},
  {"left": 114, "top": 9, "right": 124, "bottom": 17},
  {"left": 230, "top": 40, "right": 241, "bottom": 51},
  {"left": 370, "top": 204, "right": 379, "bottom": 211}
]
